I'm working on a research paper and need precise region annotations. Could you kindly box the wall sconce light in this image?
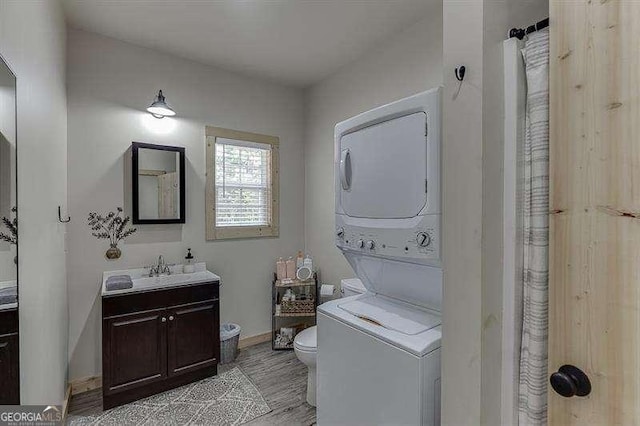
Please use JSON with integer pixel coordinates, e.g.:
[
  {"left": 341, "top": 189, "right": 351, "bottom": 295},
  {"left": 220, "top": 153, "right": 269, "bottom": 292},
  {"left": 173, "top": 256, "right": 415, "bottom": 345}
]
[{"left": 146, "top": 90, "right": 176, "bottom": 119}]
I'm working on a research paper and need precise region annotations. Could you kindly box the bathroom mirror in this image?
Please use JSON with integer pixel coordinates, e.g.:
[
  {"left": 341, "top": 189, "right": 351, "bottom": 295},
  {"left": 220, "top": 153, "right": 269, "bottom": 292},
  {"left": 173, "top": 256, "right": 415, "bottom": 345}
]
[
  {"left": 0, "top": 55, "right": 17, "bottom": 312},
  {"left": 0, "top": 53, "right": 19, "bottom": 405},
  {"left": 132, "top": 142, "right": 185, "bottom": 224}
]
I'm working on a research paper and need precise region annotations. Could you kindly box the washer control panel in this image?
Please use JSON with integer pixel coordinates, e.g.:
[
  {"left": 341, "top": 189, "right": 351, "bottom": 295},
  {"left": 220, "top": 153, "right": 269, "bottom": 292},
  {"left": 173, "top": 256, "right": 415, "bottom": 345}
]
[{"left": 335, "top": 215, "right": 440, "bottom": 266}]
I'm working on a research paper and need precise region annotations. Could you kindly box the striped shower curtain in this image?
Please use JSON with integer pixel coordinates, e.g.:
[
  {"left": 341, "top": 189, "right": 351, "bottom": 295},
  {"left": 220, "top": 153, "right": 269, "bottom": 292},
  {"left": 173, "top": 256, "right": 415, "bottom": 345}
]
[{"left": 518, "top": 27, "right": 550, "bottom": 426}]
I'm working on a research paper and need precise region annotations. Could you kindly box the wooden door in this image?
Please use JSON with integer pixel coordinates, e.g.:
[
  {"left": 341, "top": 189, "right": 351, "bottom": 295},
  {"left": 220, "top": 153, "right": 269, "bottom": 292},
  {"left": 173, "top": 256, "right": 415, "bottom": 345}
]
[
  {"left": 549, "top": 1, "right": 640, "bottom": 423},
  {"left": 0, "top": 333, "right": 19, "bottom": 404},
  {"left": 103, "top": 309, "right": 167, "bottom": 394},
  {"left": 158, "top": 172, "right": 178, "bottom": 219},
  {"left": 168, "top": 301, "right": 219, "bottom": 377}
]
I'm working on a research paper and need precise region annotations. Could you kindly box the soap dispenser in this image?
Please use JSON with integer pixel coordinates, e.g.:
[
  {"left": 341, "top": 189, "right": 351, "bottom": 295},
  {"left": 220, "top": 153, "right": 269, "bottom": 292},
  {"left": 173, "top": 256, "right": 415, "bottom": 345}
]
[{"left": 184, "top": 248, "right": 195, "bottom": 273}]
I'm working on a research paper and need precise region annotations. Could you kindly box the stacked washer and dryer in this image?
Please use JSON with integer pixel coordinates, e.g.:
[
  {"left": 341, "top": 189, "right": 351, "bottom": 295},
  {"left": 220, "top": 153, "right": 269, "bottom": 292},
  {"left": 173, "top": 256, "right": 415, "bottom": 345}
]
[{"left": 317, "top": 88, "right": 443, "bottom": 425}]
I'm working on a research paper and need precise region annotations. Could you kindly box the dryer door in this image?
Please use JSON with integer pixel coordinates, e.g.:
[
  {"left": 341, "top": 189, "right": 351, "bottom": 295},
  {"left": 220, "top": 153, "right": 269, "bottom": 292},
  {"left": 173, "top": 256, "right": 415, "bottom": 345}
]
[{"left": 339, "top": 112, "right": 427, "bottom": 219}]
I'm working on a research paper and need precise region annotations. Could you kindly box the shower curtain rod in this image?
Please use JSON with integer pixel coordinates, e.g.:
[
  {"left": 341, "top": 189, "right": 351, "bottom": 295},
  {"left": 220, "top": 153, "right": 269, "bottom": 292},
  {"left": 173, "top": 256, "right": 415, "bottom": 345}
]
[{"left": 508, "top": 17, "right": 549, "bottom": 40}]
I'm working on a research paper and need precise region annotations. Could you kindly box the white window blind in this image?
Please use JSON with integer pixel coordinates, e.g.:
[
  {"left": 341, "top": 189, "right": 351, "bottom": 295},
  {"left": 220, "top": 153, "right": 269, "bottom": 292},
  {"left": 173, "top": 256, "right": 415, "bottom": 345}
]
[{"left": 215, "top": 138, "right": 272, "bottom": 227}]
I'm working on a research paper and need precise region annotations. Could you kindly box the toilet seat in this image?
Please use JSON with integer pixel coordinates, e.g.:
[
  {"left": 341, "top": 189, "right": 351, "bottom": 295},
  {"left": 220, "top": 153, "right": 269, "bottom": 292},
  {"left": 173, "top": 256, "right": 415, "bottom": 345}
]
[{"left": 294, "top": 326, "right": 317, "bottom": 352}]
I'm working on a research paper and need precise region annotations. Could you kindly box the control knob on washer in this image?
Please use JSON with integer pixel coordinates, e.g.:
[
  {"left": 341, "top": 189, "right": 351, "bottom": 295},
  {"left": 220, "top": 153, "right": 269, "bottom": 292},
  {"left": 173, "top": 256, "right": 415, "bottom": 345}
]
[
  {"left": 336, "top": 227, "right": 344, "bottom": 238},
  {"left": 357, "top": 239, "right": 365, "bottom": 249},
  {"left": 366, "top": 240, "right": 375, "bottom": 250},
  {"left": 416, "top": 232, "right": 431, "bottom": 247}
]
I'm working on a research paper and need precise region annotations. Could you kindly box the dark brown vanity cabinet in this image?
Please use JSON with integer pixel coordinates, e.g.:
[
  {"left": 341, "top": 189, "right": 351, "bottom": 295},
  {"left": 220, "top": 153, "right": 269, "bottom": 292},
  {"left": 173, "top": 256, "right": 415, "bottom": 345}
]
[
  {"left": 102, "top": 282, "right": 219, "bottom": 409},
  {"left": 0, "top": 309, "right": 19, "bottom": 405}
]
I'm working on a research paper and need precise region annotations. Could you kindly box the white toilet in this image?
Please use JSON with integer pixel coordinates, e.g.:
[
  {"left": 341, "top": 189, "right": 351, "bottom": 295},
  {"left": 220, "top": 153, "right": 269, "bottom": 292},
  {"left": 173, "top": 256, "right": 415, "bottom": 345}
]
[{"left": 294, "top": 278, "right": 366, "bottom": 406}]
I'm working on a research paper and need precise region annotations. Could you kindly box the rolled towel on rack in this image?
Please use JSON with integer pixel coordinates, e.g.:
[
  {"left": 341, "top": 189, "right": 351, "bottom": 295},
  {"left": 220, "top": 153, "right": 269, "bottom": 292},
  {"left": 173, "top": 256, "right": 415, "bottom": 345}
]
[
  {"left": 0, "top": 286, "right": 17, "bottom": 305},
  {"left": 106, "top": 275, "right": 133, "bottom": 291}
]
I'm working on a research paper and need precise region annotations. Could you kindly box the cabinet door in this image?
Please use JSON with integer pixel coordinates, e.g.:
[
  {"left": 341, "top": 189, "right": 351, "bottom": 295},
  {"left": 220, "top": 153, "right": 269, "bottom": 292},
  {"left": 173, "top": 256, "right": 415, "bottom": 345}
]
[
  {"left": 168, "top": 301, "right": 218, "bottom": 376},
  {"left": 103, "top": 309, "right": 167, "bottom": 394},
  {"left": 0, "top": 334, "right": 19, "bottom": 404}
]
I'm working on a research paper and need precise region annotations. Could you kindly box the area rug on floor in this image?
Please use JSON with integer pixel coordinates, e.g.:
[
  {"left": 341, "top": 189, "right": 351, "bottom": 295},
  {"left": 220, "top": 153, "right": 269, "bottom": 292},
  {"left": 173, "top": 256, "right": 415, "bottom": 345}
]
[{"left": 68, "top": 367, "right": 272, "bottom": 426}]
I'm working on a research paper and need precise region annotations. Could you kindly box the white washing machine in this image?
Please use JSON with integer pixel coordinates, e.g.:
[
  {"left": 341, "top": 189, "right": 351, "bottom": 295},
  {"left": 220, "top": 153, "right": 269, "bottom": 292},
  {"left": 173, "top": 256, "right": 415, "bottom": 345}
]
[{"left": 317, "top": 88, "right": 443, "bottom": 425}]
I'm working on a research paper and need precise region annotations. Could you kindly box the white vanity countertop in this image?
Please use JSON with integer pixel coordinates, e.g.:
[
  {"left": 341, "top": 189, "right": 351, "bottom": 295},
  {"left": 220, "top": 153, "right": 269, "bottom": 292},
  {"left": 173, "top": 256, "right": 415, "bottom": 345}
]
[
  {"left": 101, "top": 262, "right": 220, "bottom": 297},
  {"left": 0, "top": 280, "right": 17, "bottom": 312}
]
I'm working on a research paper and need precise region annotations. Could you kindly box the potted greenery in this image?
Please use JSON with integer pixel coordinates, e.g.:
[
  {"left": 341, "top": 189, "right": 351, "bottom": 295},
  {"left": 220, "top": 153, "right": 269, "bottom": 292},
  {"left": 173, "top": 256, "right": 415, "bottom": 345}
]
[{"left": 88, "top": 207, "right": 137, "bottom": 260}]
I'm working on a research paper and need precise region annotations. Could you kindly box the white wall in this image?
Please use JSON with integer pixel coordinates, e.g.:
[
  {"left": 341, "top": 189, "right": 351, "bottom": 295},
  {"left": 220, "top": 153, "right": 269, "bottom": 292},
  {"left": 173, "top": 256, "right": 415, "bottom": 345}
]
[
  {"left": 441, "top": 2, "right": 484, "bottom": 424},
  {"left": 0, "top": 0, "right": 69, "bottom": 405},
  {"left": 304, "top": 12, "right": 443, "bottom": 288},
  {"left": 66, "top": 29, "right": 306, "bottom": 381}
]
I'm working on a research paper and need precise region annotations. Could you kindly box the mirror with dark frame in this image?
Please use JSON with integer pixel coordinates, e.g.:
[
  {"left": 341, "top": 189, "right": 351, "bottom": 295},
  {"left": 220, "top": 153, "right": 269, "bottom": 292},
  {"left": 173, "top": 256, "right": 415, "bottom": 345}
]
[
  {"left": 0, "top": 53, "right": 19, "bottom": 404},
  {"left": 132, "top": 142, "right": 185, "bottom": 224}
]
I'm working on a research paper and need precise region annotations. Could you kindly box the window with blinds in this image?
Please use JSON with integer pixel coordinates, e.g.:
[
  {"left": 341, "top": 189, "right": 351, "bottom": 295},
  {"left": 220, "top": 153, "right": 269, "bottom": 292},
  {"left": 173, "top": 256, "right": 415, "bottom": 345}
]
[
  {"left": 215, "top": 138, "right": 271, "bottom": 227},
  {"left": 206, "top": 126, "right": 279, "bottom": 240}
]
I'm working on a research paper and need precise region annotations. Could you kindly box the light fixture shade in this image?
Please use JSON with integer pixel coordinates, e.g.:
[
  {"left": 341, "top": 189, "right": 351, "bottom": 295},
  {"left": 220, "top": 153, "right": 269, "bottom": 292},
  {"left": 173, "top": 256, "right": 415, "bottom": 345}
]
[{"left": 147, "top": 90, "right": 176, "bottom": 118}]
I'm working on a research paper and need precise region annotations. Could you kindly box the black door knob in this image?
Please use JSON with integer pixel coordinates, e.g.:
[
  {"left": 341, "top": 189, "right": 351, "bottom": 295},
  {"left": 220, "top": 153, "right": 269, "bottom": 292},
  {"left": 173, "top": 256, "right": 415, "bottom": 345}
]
[{"left": 550, "top": 365, "right": 591, "bottom": 397}]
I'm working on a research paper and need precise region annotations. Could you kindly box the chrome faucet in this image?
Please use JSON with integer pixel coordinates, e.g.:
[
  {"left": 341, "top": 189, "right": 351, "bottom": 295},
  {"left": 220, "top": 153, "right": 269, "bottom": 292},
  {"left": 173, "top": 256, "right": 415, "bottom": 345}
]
[{"left": 149, "top": 255, "right": 171, "bottom": 277}]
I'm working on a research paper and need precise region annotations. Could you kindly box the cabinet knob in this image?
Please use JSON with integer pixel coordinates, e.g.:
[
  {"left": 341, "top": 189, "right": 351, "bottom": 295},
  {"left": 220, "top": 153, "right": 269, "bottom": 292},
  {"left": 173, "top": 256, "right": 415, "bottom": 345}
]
[
  {"left": 161, "top": 317, "right": 167, "bottom": 322},
  {"left": 169, "top": 316, "right": 175, "bottom": 321}
]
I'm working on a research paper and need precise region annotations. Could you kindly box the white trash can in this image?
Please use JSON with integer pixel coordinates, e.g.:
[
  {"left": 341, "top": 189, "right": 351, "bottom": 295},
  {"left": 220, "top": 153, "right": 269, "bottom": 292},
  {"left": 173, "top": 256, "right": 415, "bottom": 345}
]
[{"left": 220, "top": 323, "right": 241, "bottom": 364}]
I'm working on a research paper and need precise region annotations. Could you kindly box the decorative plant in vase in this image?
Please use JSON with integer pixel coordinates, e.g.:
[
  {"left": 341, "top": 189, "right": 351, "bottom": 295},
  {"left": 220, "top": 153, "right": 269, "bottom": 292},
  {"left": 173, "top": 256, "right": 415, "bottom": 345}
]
[
  {"left": 0, "top": 206, "right": 18, "bottom": 264},
  {"left": 88, "top": 207, "right": 137, "bottom": 260}
]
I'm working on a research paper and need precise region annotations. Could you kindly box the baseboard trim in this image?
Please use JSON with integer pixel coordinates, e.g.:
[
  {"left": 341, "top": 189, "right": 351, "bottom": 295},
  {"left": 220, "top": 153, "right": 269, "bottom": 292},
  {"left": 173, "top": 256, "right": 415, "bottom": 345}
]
[
  {"left": 238, "top": 331, "right": 271, "bottom": 349},
  {"left": 70, "top": 375, "right": 102, "bottom": 396},
  {"left": 68, "top": 332, "right": 271, "bottom": 397},
  {"left": 62, "top": 384, "right": 72, "bottom": 422}
]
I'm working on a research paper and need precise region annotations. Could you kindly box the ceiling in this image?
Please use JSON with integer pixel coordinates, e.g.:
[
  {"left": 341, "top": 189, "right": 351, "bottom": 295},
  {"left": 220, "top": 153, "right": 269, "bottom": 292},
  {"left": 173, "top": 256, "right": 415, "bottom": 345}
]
[{"left": 62, "top": 0, "right": 438, "bottom": 87}]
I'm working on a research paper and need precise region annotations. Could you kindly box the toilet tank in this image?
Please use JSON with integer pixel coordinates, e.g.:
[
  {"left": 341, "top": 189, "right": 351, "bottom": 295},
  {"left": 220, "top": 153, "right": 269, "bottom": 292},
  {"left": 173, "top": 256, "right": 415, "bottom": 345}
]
[{"left": 340, "top": 278, "right": 366, "bottom": 298}]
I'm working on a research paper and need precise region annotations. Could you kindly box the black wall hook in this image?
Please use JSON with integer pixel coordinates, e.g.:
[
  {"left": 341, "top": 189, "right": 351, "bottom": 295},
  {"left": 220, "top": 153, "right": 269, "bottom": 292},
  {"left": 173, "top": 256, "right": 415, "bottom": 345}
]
[
  {"left": 455, "top": 65, "right": 466, "bottom": 82},
  {"left": 58, "top": 206, "right": 71, "bottom": 223}
]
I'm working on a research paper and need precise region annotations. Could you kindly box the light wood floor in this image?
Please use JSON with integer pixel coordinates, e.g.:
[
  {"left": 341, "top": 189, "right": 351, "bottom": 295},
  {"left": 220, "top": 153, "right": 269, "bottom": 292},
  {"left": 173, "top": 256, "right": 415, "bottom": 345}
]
[{"left": 68, "top": 342, "right": 316, "bottom": 425}]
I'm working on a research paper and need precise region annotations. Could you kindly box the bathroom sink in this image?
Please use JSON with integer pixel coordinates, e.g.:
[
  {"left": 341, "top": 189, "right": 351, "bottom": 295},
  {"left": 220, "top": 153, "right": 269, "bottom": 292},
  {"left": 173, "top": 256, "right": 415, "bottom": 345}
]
[
  {"left": 132, "top": 271, "right": 213, "bottom": 289},
  {"left": 102, "top": 263, "right": 220, "bottom": 296}
]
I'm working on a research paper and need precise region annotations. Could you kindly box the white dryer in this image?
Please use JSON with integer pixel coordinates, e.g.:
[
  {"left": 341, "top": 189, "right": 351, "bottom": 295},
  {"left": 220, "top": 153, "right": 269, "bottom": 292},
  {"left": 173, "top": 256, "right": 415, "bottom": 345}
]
[{"left": 317, "top": 88, "right": 443, "bottom": 425}]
